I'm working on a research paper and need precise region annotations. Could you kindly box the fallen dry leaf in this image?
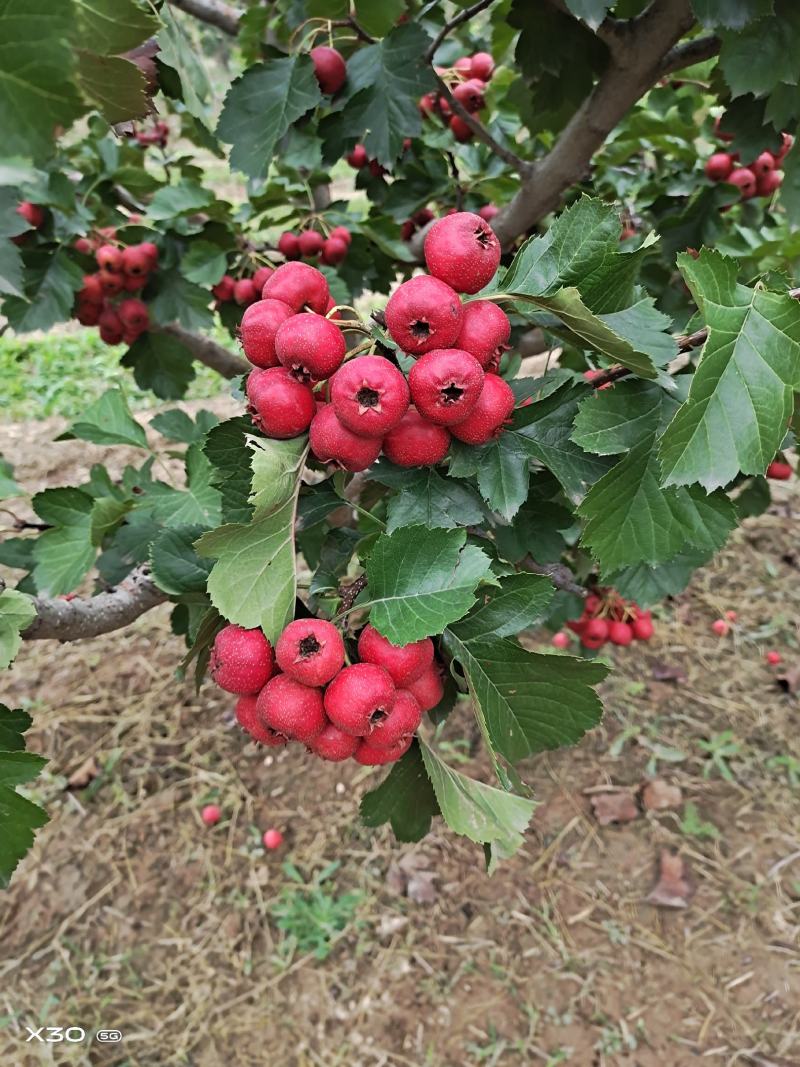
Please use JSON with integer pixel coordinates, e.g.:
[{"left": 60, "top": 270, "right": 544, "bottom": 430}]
[
  {"left": 650, "top": 661, "right": 687, "bottom": 684},
  {"left": 646, "top": 849, "right": 692, "bottom": 908},
  {"left": 66, "top": 755, "right": 100, "bottom": 790},
  {"left": 589, "top": 791, "right": 639, "bottom": 826},
  {"left": 406, "top": 871, "right": 437, "bottom": 905},
  {"left": 386, "top": 852, "right": 439, "bottom": 903},
  {"left": 376, "top": 914, "right": 409, "bottom": 939},
  {"left": 641, "top": 778, "right": 683, "bottom": 811},
  {"left": 777, "top": 665, "right": 800, "bottom": 694}
]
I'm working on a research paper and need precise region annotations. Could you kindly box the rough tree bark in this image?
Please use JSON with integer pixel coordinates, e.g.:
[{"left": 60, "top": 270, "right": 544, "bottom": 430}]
[{"left": 166, "top": 0, "right": 241, "bottom": 35}]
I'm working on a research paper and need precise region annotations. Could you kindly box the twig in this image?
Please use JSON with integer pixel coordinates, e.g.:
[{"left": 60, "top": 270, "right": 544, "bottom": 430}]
[
  {"left": 332, "top": 16, "right": 376, "bottom": 45},
  {"left": 338, "top": 575, "right": 368, "bottom": 614},
  {"left": 425, "top": 0, "right": 497, "bottom": 62},
  {"left": 445, "top": 151, "right": 465, "bottom": 211},
  {"left": 522, "top": 557, "right": 586, "bottom": 597},
  {"left": 166, "top": 0, "right": 240, "bottom": 35},
  {"left": 433, "top": 73, "right": 531, "bottom": 176},
  {"left": 659, "top": 34, "right": 721, "bottom": 75}
]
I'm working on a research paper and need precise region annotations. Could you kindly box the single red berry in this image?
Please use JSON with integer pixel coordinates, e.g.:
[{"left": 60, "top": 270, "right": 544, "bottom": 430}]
[
  {"left": 477, "top": 204, "right": 499, "bottom": 222},
  {"left": 584, "top": 594, "right": 602, "bottom": 614},
  {"left": 449, "top": 115, "right": 473, "bottom": 142},
  {"left": 449, "top": 372, "right": 515, "bottom": 444},
  {"left": 76, "top": 302, "right": 101, "bottom": 326},
  {"left": 582, "top": 618, "right": 609, "bottom": 647},
  {"left": 767, "top": 460, "right": 792, "bottom": 480},
  {"left": 321, "top": 236, "right": 348, "bottom": 265},
  {"left": 725, "top": 610, "right": 738, "bottom": 622},
  {"left": 310, "top": 722, "right": 360, "bottom": 762},
  {"left": 247, "top": 367, "right": 316, "bottom": 438},
  {"left": 424, "top": 211, "right": 501, "bottom": 295},
  {"left": 353, "top": 736, "right": 413, "bottom": 765},
  {"left": 711, "top": 619, "right": 730, "bottom": 637},
  {"left": 201, "top": 804, "right": 221, "bottom": 826},
  {"left": 404, "top": 664, "right": 444, "bottom": 712},
  {"left": 298, "top": 230, "right": 325, "bottom": 257},
  {"left": 551, "top": 632, "right": 570, "bottom": 649},
  {"left": 261, "top": 262, "right": 330, "bottom": 313},
  {"left": 419, "top": 92, "right": 437, "bottom": 116},
  {"left": 234, "top": 278, "right": 259, "bottom": 306},
  {"left": 253, "top": 265, "right": 274, "bottom": 291},
  {"left": 347, "top": 144, "right": 368, "bottom": 169},
  {"left": 384, "top": 274, "right": 464, "bottom": 355},
  {"left": 632, "top": 616, "right": 654, "bottom": 641},
  {"left": 704, "top": 152, "right": 733, "bottom": 181},
  {"left": 98, "top": 270, "right": 123, "bottom": 297},
  {"left": 310, "top": 45, "right": 347, "bottom": 94},
  {"left": 368, "top": 160, "right": 386, "bottom": 178},
  {"left": 121, "top": 245, "right": 152, "bottom": 278},
  {"left": 98, "top": 306, "right": 123, "bottom": 335},
  {"left": 275, "top": 311, "right": 346, "bottom": 382},
  {"left": 74, "top": 236, "right": 94, "bottom": 254},
  {"left": 357, "top": 624, "right": 434, "bottom": 687},
  {"left": 257, "top": 674, "right": 326, "bottom": 742},
  {"left": 608, "top": 621, "right": 634, "bottom": 646},
  {"left": 412, "top": 208, "right": 434, "bottom": 227},
  {"left": 330, "top": 354, "right": 410, "bottom": 437},
  {"left": 455, "top": 300, "right": 511, "bottom": 370},
  {"left": 752, "top": 151, "right": 776, "bottom": 178},
  {"left": 728, "top": 167, "right": 757, "bottom": 199},
  {"left": 454, "top": 56, "right": 472, "bottom": 73},
  {"left": 118, "top": 298, "right": 149, "bottom": 332},
  {"left": 470, "top": 52, "right": 495, "bottom": 81},
  {"left": 276, "top": 618, "right": 345, "bottom": 686},
  {"left": 99, "top": 321, "right": 124, "bottom": 345},
  {"left": 123, "top": 273, "right": 145, "bottom": 292},
  {"left": 235, "top": 694, "right": 288, "bottom": 746},
  {"left": 408, "top": 348, "right": 484, "bottom": 426},
  {"left": 368, "top": 689, "right": 422, "bottom": 749},
  {"left": 383, "top": 407, "right": 451, "bottom": 467},
  {"left": 330, "top": 225, "right": 352, "bottom": 246},
  {"left": 400, "top": 220, "right": 416, "bottom": 242},
  {"left": 453, "top": 78, "right": 486, "bottom": 113},
  {"left": 16, "top": 201, "right": 45, "bottom": 228},
  {"left": 239, "top": 298, "right": 295, "bottom": 368},
  {"left": 96, "top": 244, "right": 123, "bottom": 272},
  {"left": 79, "top": 274, "right": 104, "bottom": 306},
  {"left": 757, "top": 169, "right": 783, "bottom": 197},
  {"left": 438, "top": 95, "right": 452, "bottom": 117},
  {"left": 309, "top": 404, "right": 383, "bottom": 471},
  {"left": 262, "top": 828, "right": 284, "bottom": 850},
  {"left": 210, "top": 624, "right": 274, "bottom": 694},
  {"left": 581, "top": 634, "right": 606, "bottom": 650},
  {"left": 765, "top": 650, "right": 782, "bottom": 665},
  {"left": 323, "top": 663, "right": 396, "bottom": 736},
  {"left": 278, "top": 232, "right": 300, "bottom": 260},
  {"left": 138, "top": 241, "right": 159, "bottom": 269},
  {"left": 212, "top": 274, "right": 236, "bottom": 302},
  {"left": 567, "top": 617, "right": 588, "bottom": 635}
]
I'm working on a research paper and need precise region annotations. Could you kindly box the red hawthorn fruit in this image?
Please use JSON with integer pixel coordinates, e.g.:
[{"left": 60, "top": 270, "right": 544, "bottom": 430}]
[
  {"left": 757, "top": 169, "right": 783, "bottom": 197},
  {"left": 581, "top": 618, "right": 609, "bottom": 647},
  {"left": 278, "top": 232, "right": 301, "bottom": 260},
  {"left": 403, "top": 665, "right": 444, "bottom": 713},
  {"left": 353, "top": 736, "right": 412, "bottom": 765},
  {"left": 330, "top": 354, "right": 410, "bottom": 437},
  {"left": 728, "top": 167, "right": 757, "bottom": 199},
  {"left": 449, "top": 372, "right": 515, "bottom": 445},
  {"left": 321, "top": 236, "right": 348, "bottom": 265},
  {"left": 261, "top": 261, "right": 330, "bottom": 313},
  {"left": 449, "top": 115, "right": 473, "bottom": 142},
  {"left": 551, "top": 632, "right": 570, "bottom": 649},
  {"left": 408, "top": 347, "right": 484, "bottom": 426},
  {"left": 201, "top": 804, "right": 221, "bottom": 826},
  {"left": 453, "top": 78, "right": 486, "bottom": 113},
  {"left": 298, "top": 230, "right": 325, "bottom": 257},
  {"left": 98, "top": 271, "right": 123, "bottom": 297},
  {"left": 357, "top": 624, "right": 434, "bottom": 687},
  {"left": 310, "top": 722, "right": 360, "bottom": 762},
  {"left": 384, "top": 274, "right": 464, "bottom": 355},
  {"left": 16, "top": 201, "right": 45, "bottom": 229},
  {"left": 584, "top": 594, "right": 601, "bottom": 614},
  {"left": 139, "top": 241, "right": 159, "bottom": 269},
  {"left": 438, "top": 95, "right": 452, "bottom": 117},
  {"left": 98, "top": 306, "right": 123, "bottom": 334},
  {"left": 752, "top": 151, "right": 776, "bottom": 178},
  {"left": 275, "top": 311, "right": 346, "bottom": 381},
  {"left": 275, "top": 618, "right": 345, "bottom": 687},
  {"left": 470, "top": 52, "right": 495, "bottom": 81},
  {"left": 235, "top": 693, "right": 288, "bottom": 746},
  {"left": 419, "top": 92, "right": 438, "bottom": 117},
  {"left": 412, "top": 208, "right": 434, "bottom": 228},
  {"left": 382, "top": 408, "right": 451, "bottom": 467},
  {"left": 711, "top": 618, "right": 730, "bottom": 637},
  {"left": 212, "top": 274, "right": 236, "bottom": 302},
  {"left": 96, "top": 244, "right": 123, "bottom": 273},
  {"left": 368, "top": 689, "right": 422, "bottom": 750},
  {"left": 347, "top": 144, "right": 369, "bottom": 169},
  {"left": 234, "top": 278, "right": 259, "bottom": 306},
  {"left": 118, "top": 299, "right": 149, "bottom": 332},
  {"left": 253, "top": 265, "right": 274, "bottom": 291},
  {"left": 239, "top": 298, "right": 294, "bottom": 368},
  {"left": 454, "top": 56, "right": 472, "bottom": 74},
  {"left": 123, "top": 273, "right": 145, "bottom": 292},
  {"left": 608, "top": 621, "right": 634, "bottom": 646},
  {"left": 329, "top": 225, "right": 352, "bottom": 246},
  {"left": 310, "top": 45, "right": 347, "bottom": 95},
  {"left": 262, "top": 828, "right": 284, "bottom": 849},
  {"left": 424, "top": 211, "right": 501, "bottom": 295},
  {"left": 99, "top": 321, "right": 124, "bottom": 345},
  {"left": 766, "top": 650, "right": 782, "bottom": 665},
  {"left": 121, "top": 245, "right": 151, "bottom": 278},
  {"left": 256, "top": 675, "right": 326, "bottom": 743},
  {"left": 309, "top": 404, "right": 383, "bottom": 471},
  {"left": 323, "top": 663, "right": 396, "bottom": 736},
  {"left": 210, "top": 624, "right": 274, "bottom": 694},
  {"left": 704, "top": 152, "right": 733, "bottom": 181},
  {"left": 76, "top": 302, "right": 101, "bottom": 326},
  {"left": 455, "top": 300, "right": 511, "bottom": 369},
  {"left": 368, "top": 160, "right": 386, "bottom": 178},
  {"left": 79, "top": 274, "right": 104, "bottom": 305},
  {"left": 246, "top": 367, "right": 316, "bottom": 438},
  {"left": 725, "top": 609, "right": 738, "bottom": 622},
  {"left": 631, "top": 615, "right": 654, "bottom": 641},
  {"left": 477, "top": 204, "right": 499, "bottom": 222},
  {"left": 400, "top": 219, "right": 416, "bottom": 242},
  {"left": 767, "top": 460, "right": 792, "bottom": 480},
  {"left": 74, "top": 236, "right": 94, "bottom": 254}
]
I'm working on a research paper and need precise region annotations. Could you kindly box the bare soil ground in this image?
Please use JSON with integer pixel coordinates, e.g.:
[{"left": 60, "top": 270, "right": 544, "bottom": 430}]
[{"left": 1, "top": 414, "right": 799, "bottom": 1067}]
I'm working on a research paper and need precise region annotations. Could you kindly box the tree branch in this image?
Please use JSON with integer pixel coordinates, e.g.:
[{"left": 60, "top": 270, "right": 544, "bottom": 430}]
[
  {"left": 433, "top": 74, "right": 531, "bottom": 175},
  {"left": 22, "top": 567, "right": 167, "bottom": 642},
  {"left": 159, "top": 323, "right": 249, "bottom": 379},
  {"left": 166, "top": 0, "right": 241, "bottom": 35},
  {"left": 425, "top": 0, "right": 498, "bottom": 62},
  {"left": 659, "top": 34, "right": 721, "bottom": 75},
  {"left": 522, "top": 557, "right": 586, "bottom": 597},
  {"left": 492, "top": 0, "right": 698, "bottom": 249}
]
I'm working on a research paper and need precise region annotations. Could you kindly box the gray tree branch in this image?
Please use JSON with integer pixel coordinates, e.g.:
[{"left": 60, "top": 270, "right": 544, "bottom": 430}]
[{"left": 166, "top": 0, "right": 241, "bottom": 35}]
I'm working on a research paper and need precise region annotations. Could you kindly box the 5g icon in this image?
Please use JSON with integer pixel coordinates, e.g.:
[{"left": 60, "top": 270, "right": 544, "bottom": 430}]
[{"left": 97, "top": 1030, "right": 123, "bottom": 1043}]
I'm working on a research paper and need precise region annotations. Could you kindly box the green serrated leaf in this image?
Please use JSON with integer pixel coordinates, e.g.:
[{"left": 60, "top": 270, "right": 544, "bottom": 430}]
[
  {"left": 147, "top": 268, "right": 214, "bottom": 332},
  {"left": 75, "top": 51, "right": 148, "bottom": 124},
  {"left": 692, "top": 0, "right": 773, "bottom": 30},
  {"left": 73, "top": 0, "right": 161, "bottom": 55},
  {"left": 179, "top": 240, "right": 228, "bottom": 287},
  {"left": 718, "top": 4, "right": 800, "bottom": 99},
  {"left": 65, "top": 388, "right": 148, "bottom": 449},
  {"left": 0, "top": 237, "right": 24, "bottom": 298},
  {"left": 606, "top": 550, "right": 711, "bottom": 607},
  {"left": 203, "top": 416, "right": 256, "bottom": 524},
  {"left": 149, "top": 523, "right": 212, "bottom": 596},
  {"left": 90, "top": 496, "right": 132, "bottom": 547},
  {"left": 148, "top": 181, "right": 214, "bottom": 221},
  {"left": 3, "top": 250, "right": 83, "bottom": 334},
  {"left": 565, "top": 0, "right": 614, "bottom": 29},
  {"left": 0, "top": 589, "right": 36, "bottom": 669},
  {"left": 360, "top": 740, "right": 440, "bottom": 842},
  {"left": 150, "top": 408, "right": 218, "bottom": 445},
  {"left": 122, "top": 330, "right": 197, "bottom": 399},
  {"left": 31, "top": 488, "right": 95, "bottom": 596},
  {"left": 370, "top": 460, "right": 484, "bottom": 532},
  {"left": 571, "top": 380, "right": 672, "bottom": 455},
  {"left": 137, "top": 444, "right": 221, "bottom": 529},
  {"left": 451, "top": 573, "right": 554, "bottom": 642},
  {"left": 157, "top": 4, "right": 214, "bottom": 123}
]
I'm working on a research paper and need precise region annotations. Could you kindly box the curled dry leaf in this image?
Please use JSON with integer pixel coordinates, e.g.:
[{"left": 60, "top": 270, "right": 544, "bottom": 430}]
[
  {"left": 646, "top": 849, "right": 692, "bottom": 908},
  {"left": 66, "top": 755, "right": 100, "bottom": 790},
  {"left": 641, "top": 778, "right": 683, "bottom": 811},
  {"left": 650, "top": 661, "right": 687, "bottom": 684},
  {"left": 777, "top": 665, "right": 800, "bottom": 694},
  {"left": 385, "top": 852, "right": 439, "bottom": 904},
  {"left": 589, "top": 791, "right": 639, "bottom": 826}
]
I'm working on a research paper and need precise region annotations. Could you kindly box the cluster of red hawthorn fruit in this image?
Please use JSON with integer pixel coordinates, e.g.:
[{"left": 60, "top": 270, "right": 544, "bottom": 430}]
[
  {"left": 419, "top": 51, "right": 496, "bottom": 143},
  {"left": 554, "top": 590, "right": 655, "bottom": 651},
  {"left": 238, "top": 211, "right": 514, "bottom": 470},
  {"left": 128, "top": 119, "right": 169, "bottom": 148},
  {"left": 212, "top": 265, "right": 276, "bottom": 309},
  {"left": 210, "top": 620, "right": 445, "bottom": 766},
  {"left": 73, "top": 238, "right": 157, "bottom": 345},
  {"left": 277, "top": 225, "right": 351, "bottom": 266},
  {"left": 704, "top": 126, "right": 793, "bottom": 200}
]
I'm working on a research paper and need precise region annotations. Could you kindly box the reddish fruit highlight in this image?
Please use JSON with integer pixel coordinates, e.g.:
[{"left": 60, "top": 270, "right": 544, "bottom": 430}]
[
  {"left": 239, "top": 298, "right": 295, "bottom": 368},
  {"left": 257, "top": 675, "right": 326, "bottom": 743},
  {"left": 310, "top": 45, "right": 347, "bottom": 95},
  {"left": 275, "top": 311, "right": 346, "bottom": 381},
  {"left": 309, "top": 404, "right": 383, "bottom": 471},
  {"left": 382, "top": 408, "right": 451, "bottom": 467},
  {"left": 456, "top": 300, "right": 511, "bottom": 369},
  {"left": 408, "top": 348, "right": 484, "bottom": 426},
  {"left": 278, "top": 232, "right": 300, "bottom": 260},
  {"left": 234, "top": 278, "right": 259, "bottom": 306},
  {"left": 767, "top": 460, "right": 792, "bottom": 480},
  {"left": 310, "top": 722, "right": 360, "bottom": 762},
  {"left": 235, "top": 694, "right": 288, "bottom": 746},
  {"left": 261, "top": 262, "right": 330, "bottom": 313},
  {"left": 449, "top": 372, "right": 515, "bottom": 444},
  {"left": 368, "top": 689, "right": 422, "bottom": 749},
  {"left": 201, "top": 804, "right": 221, "bottom": 826},
  {"left": 357, "top": 625, "right": 434, "bottom": 687},
  {"left": 262, "top": 828, "right": 284, "bottom": 850},
  {"left": 551, "top": 632, "right": 570, "bottom": 649},
  {"left": 404, "top": 665, "right": 444, "bottom": 712},
  {"left": 298, "top": 230, "right": 325, "bottom": 257},
  {"left": 353, "top": 736, "right": 412, "bottom": 765}
]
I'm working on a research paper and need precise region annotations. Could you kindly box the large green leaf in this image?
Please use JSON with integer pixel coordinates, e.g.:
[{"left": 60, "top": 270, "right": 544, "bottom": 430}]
[
  {"left": 147, "top": 269, "right": 214, "bottom": 332},
  {"left": 3, "top": 250, "right": 83, "bottom": 334},
  {"left": 217, "top": 55, "right": 321, "bottom": 180},
  {"left": 0, "top": 238, "right": 24, "bottom": 298},
  {"left": 138, "top": 445, "right": 221, "bottom": 529},
  {"left": 0, "top": 704, "right": 48, "bottom": 888},
  {"left": 196, "top": 438, "right": 307, "bottom": 643},
  {"left": 31, "top": 488, "right": 96, "bottom": 596},
  {"left": 0, "top": 589, "right": 35, "bottom": 669},
  {"left": 447, "top": 437, "right": 531, "bottom": 521},
  {"left": 360, "top": 740, "right": 440, "bottom": 842},
  {"left": 157, "top": 4, "right": 214, "bottom": 123},
  {"left": 718, "top": 4, "right": 800, "bottom": 99},
  {"left": 571, "top": 380, "right": 675, "bottom": 455},
  {"left": 370, "top": 461, "right": 485, "bottom": 532},
  {"left": 450, "top": 573, "right": 554, "bottom": 642},
  {"left": 122, "top": 331, "right": 197, "bottom": 399},
  {"left": 73, "top": 0, "right": 160, "bottom": 56},
  {"left": 364, "top": 525, "right": 494, "bottom": 645},
  {"left": 565, "top": 0, "right": 614, "bottom": 28},
  {"left": 75, "top": 51, "right": 148, "bottom": 124},
  {"left": 62, "top": 388, "right": 148, "bottom": 449},
  {"left": 204, "top": 416, "right": 257, "bottom": 524},
  {"left": 149, "top": 524, "right": 213, "bottom": 596},
  {"left": 607, "top": 550, "right": 712, "bottom": 607},
  {"left": 148, "top": 182, "right": 214, "bottom": 221},
  {"left": 659, "top": 251, "right": 800, "bottom": 491},
  {"left": 692, "top": 0, "right": 773, "bottom": 30}
]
